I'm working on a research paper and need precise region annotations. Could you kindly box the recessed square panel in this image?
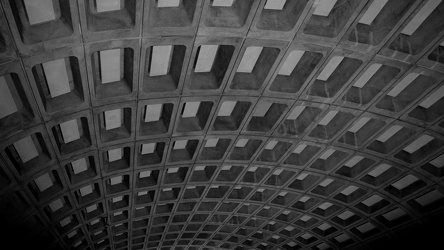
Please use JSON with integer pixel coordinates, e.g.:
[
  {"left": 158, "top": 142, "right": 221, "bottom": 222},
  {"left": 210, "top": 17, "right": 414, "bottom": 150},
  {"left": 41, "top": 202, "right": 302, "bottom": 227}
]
[
  {"left": 34, "top": 173, "right": 53, "bottom": 192},
  {"left": 23, "top": 0, "right": 56, "bottom": 25},
  {"left": 71, "top": 158, "right": 88, "bottom": 174},
  {"left": 42, "top": 59, "right": 71, "bottom": 98},
  {"left": 59, "top": 120, "right": 80, "bottom": 143},
  {"left": 0, "top": 76, "right": 18, "bottom": 119},
  {"left": 96, "top": 0, "right": 122, "bottom": 12},
  {"left": 13, "top": 136, "right": 39, "bottom": 163},
  {"left": 49, "top": 199, "right": 64, "bottom": 212},
  {"left": 264, "top": 0, "right": 287, "bottom": 10},
  {"left": 141, "top": 143, "right": 156, "bottom": 154},
  {"left": 100, "top": 49, "right": 121, "bottom": 84}
]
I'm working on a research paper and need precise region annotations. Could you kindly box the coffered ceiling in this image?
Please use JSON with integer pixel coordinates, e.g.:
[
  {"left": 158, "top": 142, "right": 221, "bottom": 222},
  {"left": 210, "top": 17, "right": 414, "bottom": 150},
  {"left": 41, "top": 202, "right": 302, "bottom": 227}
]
[{"left": 1, "top": 0, "right": 444, "bottom": 250}]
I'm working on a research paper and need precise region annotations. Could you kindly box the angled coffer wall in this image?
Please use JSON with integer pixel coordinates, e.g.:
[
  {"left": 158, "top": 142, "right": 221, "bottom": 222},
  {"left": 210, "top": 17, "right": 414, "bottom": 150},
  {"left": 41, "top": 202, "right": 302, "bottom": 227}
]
[{"left": 1, "top": 1, "right": 444, "bottom": 250}]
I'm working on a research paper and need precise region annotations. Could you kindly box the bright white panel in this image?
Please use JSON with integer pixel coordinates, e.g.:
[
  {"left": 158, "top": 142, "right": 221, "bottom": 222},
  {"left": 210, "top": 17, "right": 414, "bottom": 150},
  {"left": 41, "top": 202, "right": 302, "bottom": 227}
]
[
  {"left": 212, "top": 0, "right": 234, "bottom": 7},
  {"left": 337, "top": 210, "right": 354, "bottom": 220},
  {"left": 104, "top": 109, "right": 122, "bottom": 130},
  {"left": 0, "top": 76, "right": 18, "bottom": 119},
  {"left": 359, "top": 0, "right": 388, "bottom": 25},
  {"left": 341, "top": 185, "right": 358, "bottom": 195},
  {"left": 335, "top": 234, "right": 350, "bottom": 243},
  {"left": 368, "top": 164, "right": 391, "bottom": 177},
  {"left": 318, "top": 202, "right": 332, "bottom": 210},
  {"left": 401, "top": 0, "right": 442, "bottom": 36},
  {"left": 60, "top": 217, "right": 71, "bottom": 227},
  {"left": 300, "top": 215, "right": 312, "bottom": 221},
  {"left": 96, "top": 0, "right": 121, "bottom": 12},
  {"left": 79, "top": 185, "right": 93, "bottom": 196},
  {"left": 383, "top": 208, "right": 405, "bottom": 221},
  {"left": 237, "top": 47, "right": 263, "bottom": 73},
  {"left": 100, "top": 49, "right": 121, "bottom": 84},
  {"left": 218, "top": 101, "right": 236, "bottom": 116},
  {"left": 174, "top": 140, "right": 187, "bottom": 149},
  {"left": 43, "top": 59, "right": 71, "bottom": 98},
  {"left": 222, "top": 165, "right": 232, "bottom": 170},
  {"left": 318, "top": 223, "right": 331, "bottom": 230},
  {"left": 287, "top": 106, "right": 305, "bottom": 120},
  {"left": 67, "top": 231, "right": 77, "bottom": 238},
  {"left": 34, "top": 173, "right": 53, "bottom": 192},
  {"left": 317, "top": 56, "right": 343, "bottom": 81},
  {"left": 13, "top": 136, "right": 38, "bottom": 163},
  {"left": 110, "top": 176, "right": 123, "bottom": 185},
  {"left": 150, "top": 45, "right": 172, "bottom": 76},
  {"left": 273, "top": 169, "right": 283, "bottom": 175},
  {"left": 112, "top": 196, "right": 123, "bottom": 202},
  {"left": 141, "top": 143, "right": 156, "bottom": 154},
  {"left": 85, "top": 204, "right": 97, "bottom": 213},
  {"left": 248, "top": 166, "right": 258, "bottom": 172},
  {"left": 205, "top": 139, "right": 219, "bottom": 147},
  {"left": 387, "top": 73, "right": 419, "bottom": 97},
  {"left": 139, "top": 170, "right": 151, "bottom": 178},
  {"left": 60, "top": 120, "right": 80, "bottom": 143},
  {"left": 279, "top": 50, "right": 304, "bottom": 76},
  {"left": 376, "top": 125, "right": 402, "bottom": 142},
  {"left": 297, "top": 173, "right": 308, "bottom": 180},
  {"left": 195, "top": 45, "right": 218, "bottom": 73},
  {"left": 293, "top": 144, "right": 307, "bottom": 154},
  {"left": 313, "top": 0, "right": 338, "bottom": 16},
  {"left": 138, "top": 191, "right": 148, "bottom": 196},
  {"left": 415, "top": 190, "right": 444, "bottom": 206},
  {"left": 49, "top": 199, "right": 63, "bottom": 212},
  {"left": 279, "top": 191, "right": 287, "bottom": 197},
  {"left": 73, "top": 241, "right": 82, "bottom": 247},
  {"left": 319, "top": 149, "right": 335, "bottom": 160},
  {"left": 158, "top": 0, "right": 181, "bottom": 8},
  {"left": 318, "top": 111, "right": 338, "bottom": 126},
  {"left": 108, "top": 148, "right": 122, "bottom": 162},
  {"left": 253, "top": 102, "right": 272, "bottom": 117},
  {"left": 357, "top": 222, "right": 375, "bottom": 233},
  {"left": 403, "top": 135, "right": 434, "bottom": 154},
  {"left": 145, "top": 104, "right": 163, "bottom": 122},
  {"left": 362, "top": 194, "right": 383, "bottom": 206},
  {"left": 167, "top": 168, "right": 179, "bottom": 174},
  {"left": 236, "top": 139, "right": 248, "bottom": 147},
  {"left": 299, "top": 196, "right": 310, "bottom": 202},
  {"left": 319, "top": 178, "right": 333, "bottom": 187},
  {"left": 419, "top": 85, "right": 444, "bottom": 108},
  {"left": 265, "top": 140, "right": 278, "bottom": 150},
  {"left": 264, "top": 0, "right": 287, "bottom": 10},
  {"left": 194, "top": 166, "right": 206, "bottom": 171},
  {"left": 348, "top": 117, "right": 371, "bottom": 133},
  {"left": 353, "top": 63, "right": 382, "bottom": 88},
  {"left": 392, "top": 175, "right": 418, "bottom": 190},
  {"left": 288, "top": 242, "right": 297, "bottom": 247},
  {"left": 24, "top": 0, "right": 56, "bottom": 25},
  {"left": 282, "top": 210, "right": 291, "bottom": 215},
  {"left": 430, "top": 154, "right": 444, "bottom": 168},
  {"left": 182, "top": 102, "right": 200, "bottom": 118},
  {"left": 71, "top": 158, "right": 88, "bottom": 174},
  {"left": 344, "top": 156, "right": 364, "bottom": 167}
]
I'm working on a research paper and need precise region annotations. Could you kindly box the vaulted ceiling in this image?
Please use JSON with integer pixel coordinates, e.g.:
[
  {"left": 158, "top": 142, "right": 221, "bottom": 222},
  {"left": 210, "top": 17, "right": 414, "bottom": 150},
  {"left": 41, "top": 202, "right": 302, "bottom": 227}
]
[{"left": 1, "top": 0, "right": 444, "bottom": 250}]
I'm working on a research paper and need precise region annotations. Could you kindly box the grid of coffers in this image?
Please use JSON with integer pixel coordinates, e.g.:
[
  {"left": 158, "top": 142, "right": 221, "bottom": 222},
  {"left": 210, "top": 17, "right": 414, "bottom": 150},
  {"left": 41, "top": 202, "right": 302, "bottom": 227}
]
[{"left": 1, "top": 0, "right": 444, "bottom": 250}]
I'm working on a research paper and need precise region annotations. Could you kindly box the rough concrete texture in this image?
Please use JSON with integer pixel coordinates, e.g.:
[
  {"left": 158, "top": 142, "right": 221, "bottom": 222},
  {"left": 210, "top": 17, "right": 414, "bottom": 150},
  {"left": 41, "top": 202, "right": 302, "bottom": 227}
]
[{"left": 1, "top": 0, "right": 444, "bottom": 250}]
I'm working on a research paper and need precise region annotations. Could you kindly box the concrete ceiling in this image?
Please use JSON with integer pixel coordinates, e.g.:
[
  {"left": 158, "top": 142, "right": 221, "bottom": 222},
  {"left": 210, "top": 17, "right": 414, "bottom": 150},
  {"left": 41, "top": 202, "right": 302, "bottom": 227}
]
[{"left": 1, "top": 0, "right": 444, "bottom": 250}]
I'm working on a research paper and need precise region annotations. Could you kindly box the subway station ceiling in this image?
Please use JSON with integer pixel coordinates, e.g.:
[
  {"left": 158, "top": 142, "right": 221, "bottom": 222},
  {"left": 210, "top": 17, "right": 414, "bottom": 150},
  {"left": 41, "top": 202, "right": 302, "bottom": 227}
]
[{"left": 1, "top": 0, "right": 444, "bottom": 249}]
